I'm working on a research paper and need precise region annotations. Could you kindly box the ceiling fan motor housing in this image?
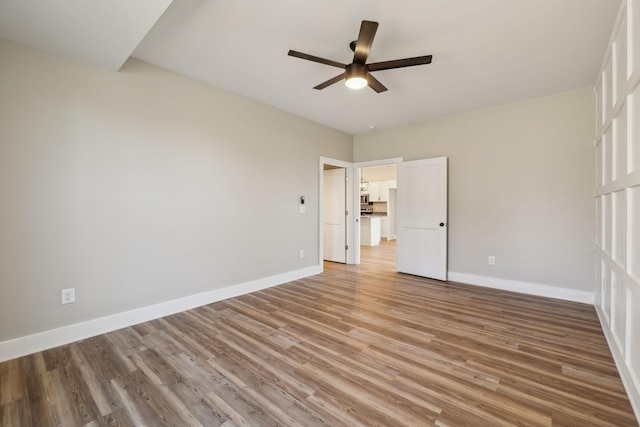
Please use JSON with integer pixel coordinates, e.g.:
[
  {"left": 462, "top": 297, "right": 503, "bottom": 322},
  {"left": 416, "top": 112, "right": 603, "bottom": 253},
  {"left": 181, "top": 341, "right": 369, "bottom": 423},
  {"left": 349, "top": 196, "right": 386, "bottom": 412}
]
[{"left": 346, "top": 63, "right": 367, "bottom": 79}]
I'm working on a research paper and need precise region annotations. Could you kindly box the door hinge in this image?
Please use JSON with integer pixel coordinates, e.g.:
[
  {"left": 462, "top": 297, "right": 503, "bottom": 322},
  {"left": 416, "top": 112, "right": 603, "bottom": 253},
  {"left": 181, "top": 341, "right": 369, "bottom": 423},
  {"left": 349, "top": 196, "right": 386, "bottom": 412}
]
[
  {"left": 345, "top": 210, "right": 348, "bottom": 216},
  {"left": 345, "top": 245, "right": 349, "bottom": 250}
]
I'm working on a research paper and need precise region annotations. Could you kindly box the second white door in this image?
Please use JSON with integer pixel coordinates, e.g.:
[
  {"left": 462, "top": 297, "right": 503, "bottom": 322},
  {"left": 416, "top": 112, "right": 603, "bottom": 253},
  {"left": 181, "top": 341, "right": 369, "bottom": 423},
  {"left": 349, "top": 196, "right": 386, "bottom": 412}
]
[{"left": 396, "top": 157, "right": 448, "bottom": 280}]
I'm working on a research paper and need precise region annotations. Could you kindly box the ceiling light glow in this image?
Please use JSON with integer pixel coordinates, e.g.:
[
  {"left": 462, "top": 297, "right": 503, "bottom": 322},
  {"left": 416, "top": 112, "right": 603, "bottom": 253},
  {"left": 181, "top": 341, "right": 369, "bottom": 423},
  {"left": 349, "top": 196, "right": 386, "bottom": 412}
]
[{"left": 345, "top": 76, "right": 367, "bottom": 89}]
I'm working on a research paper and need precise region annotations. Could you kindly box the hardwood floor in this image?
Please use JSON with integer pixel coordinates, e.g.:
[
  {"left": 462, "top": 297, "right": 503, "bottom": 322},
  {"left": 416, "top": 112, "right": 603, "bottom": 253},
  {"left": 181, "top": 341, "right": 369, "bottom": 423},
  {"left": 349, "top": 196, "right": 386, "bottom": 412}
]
[{"left": 1, "top": 240, "right": 637, "bottom": 426}]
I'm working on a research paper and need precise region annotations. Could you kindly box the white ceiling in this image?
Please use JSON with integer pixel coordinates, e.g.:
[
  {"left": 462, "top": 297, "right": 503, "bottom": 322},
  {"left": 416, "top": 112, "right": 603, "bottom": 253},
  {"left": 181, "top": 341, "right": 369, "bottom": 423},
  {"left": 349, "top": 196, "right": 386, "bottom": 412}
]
[
  {"left": 0, "top": 0, "right": 621, "bottom": 135},
  {"left": 0, "top": 0, "right": 172, "bottom": 70}
]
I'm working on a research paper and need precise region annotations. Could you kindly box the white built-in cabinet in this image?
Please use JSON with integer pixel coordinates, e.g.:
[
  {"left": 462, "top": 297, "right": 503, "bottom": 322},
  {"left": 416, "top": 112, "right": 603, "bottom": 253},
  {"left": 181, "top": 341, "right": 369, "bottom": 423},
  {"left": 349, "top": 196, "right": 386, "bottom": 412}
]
[
  {"left": 368, "top": 180, "right": 397, "bottom": 202},
  {"left": 594, "top": 0, "right": 640, "bottom": 416}
]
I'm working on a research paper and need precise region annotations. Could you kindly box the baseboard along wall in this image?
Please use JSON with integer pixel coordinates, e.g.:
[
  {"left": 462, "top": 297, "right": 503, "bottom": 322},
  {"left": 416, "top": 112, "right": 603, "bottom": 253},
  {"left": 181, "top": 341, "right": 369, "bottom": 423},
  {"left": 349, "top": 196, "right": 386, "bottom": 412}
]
[
  {"left": 0, "top": 269, "right": 596, "bottom": 363},
  {"left": 0, "top": 266, "right": 322, "bottom": 363},
  {"left": 448, "top": 272, "right": 595, "bottom": 304}
]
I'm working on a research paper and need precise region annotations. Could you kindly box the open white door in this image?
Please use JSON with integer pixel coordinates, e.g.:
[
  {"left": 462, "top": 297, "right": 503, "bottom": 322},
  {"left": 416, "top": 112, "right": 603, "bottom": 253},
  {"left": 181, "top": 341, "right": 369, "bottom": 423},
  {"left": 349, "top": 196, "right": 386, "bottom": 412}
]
[
  {"left": 396, "top": 157, "right": 447, "bottom": 280},
  {"left": 323, "top": 168, "right": 346, "bottom": 263}
]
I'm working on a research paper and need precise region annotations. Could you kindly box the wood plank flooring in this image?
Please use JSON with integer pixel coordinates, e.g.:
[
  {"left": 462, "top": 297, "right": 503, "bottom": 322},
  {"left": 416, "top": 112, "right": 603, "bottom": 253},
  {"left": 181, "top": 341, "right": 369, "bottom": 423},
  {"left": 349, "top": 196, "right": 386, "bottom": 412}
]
[{"left": 1, "top": 240, "right": 637, "bottom": 426}]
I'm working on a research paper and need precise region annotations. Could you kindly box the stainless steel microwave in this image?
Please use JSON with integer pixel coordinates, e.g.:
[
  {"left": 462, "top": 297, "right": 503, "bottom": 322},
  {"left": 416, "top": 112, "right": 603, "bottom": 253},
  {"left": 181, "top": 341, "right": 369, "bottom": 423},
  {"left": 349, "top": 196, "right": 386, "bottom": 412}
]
[{"left": 360, "top": 194, "right": 369, "bottom": 204}]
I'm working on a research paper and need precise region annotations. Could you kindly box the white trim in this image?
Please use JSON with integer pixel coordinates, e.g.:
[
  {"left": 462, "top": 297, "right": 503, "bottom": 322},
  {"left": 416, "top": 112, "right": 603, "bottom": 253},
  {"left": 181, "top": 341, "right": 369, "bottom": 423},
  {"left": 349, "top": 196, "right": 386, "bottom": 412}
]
[
  {"left": 353, "top": 157, "right": 403, "bottom": 168},
  {"left": 0, "top": 265, "right": 321, "bottom": 363},
  {"left": 595, "top": 306, "right": 640, "bottom": 423},
  {"left": 448, "top": 272, "right": 595, "bottom": 304},
  {"left": 319, "top": 157, "right": 353, "bottom": 169}
]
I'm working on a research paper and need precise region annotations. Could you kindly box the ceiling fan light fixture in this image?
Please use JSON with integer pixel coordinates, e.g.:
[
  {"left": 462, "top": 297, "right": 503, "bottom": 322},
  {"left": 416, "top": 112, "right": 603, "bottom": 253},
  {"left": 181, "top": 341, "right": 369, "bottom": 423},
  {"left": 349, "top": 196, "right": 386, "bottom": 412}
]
[
  {"left": 345, "top": 63, "right": 368, "bottom": 90},
  {"left": 345, "top": 76, "right": 367, "bottom": 90}
]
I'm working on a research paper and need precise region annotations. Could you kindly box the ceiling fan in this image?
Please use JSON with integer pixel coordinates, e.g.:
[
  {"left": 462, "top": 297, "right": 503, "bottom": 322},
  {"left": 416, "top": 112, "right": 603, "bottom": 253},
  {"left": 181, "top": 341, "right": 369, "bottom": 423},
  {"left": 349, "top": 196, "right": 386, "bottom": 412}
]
[{"left": 288, "top": 20, "right": 433, "bottom": 93}]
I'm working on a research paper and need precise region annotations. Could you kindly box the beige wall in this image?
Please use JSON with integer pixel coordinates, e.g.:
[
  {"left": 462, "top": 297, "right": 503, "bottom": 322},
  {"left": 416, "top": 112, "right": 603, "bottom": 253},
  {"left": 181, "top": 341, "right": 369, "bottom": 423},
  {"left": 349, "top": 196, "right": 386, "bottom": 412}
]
[
  {"left": 354, "top": 88, "right": 596, "bottom": 292},
  {"left": 0, "top": 39, "right": 352, "bottom": 342}
]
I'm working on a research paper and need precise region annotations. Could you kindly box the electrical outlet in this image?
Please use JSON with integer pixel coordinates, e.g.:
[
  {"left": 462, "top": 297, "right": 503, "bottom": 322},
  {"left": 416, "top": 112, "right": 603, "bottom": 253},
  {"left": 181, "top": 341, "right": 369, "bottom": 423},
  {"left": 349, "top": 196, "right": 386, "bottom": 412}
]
[
  {"left": 61, "top": 288, "right": 75, "bottom": 304},
  {"left": 488, "top": 256, "right": 496, "bottom": 265},
  {"left": 299, "top": 249, "right": 304, "bottom": 258}
]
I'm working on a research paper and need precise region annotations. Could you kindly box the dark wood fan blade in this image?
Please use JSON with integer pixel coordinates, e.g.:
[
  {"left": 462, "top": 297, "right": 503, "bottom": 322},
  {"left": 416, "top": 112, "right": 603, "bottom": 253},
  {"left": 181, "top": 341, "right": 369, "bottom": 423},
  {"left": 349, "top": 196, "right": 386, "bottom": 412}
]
[
  {"left": 314, "top": 72, "right": 346, "bottom": 90},
  {"left": 353, "top": 20, "right": 378, "bottom": 64},
  {"left": 288, "top": 50, "right": 347, "bottom": 69},
  {"left": 367, "top": 55, "right": 433, "bottom": 72},
  {"left": 366, "top": 74, "right": 387, "bottom": 93}
]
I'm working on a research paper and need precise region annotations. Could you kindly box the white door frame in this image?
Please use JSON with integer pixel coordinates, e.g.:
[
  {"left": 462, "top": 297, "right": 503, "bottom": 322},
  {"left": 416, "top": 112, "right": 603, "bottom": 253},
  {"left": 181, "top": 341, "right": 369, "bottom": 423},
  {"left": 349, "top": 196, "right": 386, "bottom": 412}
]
[
  {"left": 353, "top": 157, "right": 403, "bottom": 264},
  {"left": 319, "top": 157, "right": 355, "bottom": 269}
]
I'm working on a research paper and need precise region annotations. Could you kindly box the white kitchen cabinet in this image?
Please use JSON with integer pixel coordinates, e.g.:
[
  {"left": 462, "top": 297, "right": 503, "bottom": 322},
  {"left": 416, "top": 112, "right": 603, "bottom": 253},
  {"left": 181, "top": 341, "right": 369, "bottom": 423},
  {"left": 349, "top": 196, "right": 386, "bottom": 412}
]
[
  {"left": 369, "top": 180, "right": 397, "bottom": 202},
  {"left": 379, "top": 181, "right": 389, "bottom": 201},
  {"left": 360, "top": 216, "right": 381, "bottom": 246},
  {"left": 380, "top": 217, "right": 389, "bottom": 240},
  {"left": 368, "top": 182, "right": 381, "bottom": 201}
]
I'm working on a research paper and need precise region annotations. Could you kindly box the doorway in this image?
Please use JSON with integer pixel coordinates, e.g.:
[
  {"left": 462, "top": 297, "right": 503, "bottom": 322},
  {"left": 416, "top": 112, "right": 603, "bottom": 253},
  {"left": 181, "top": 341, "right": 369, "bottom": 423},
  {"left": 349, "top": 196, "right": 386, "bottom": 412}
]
[
  {"left": 359, "top": 164, "right": 398, "bottom": 263},
  {"left": 353, "top": 158, "right": 402, "bottom": 265},
  {"left": 355, "top": 157, "right": 448, "bottom": 281},
  {"left": 319, "top": 157, "right": 354, "bottom": 266},
  {"left": 320, "top": 156, "right": 448, "bottom": 282}
]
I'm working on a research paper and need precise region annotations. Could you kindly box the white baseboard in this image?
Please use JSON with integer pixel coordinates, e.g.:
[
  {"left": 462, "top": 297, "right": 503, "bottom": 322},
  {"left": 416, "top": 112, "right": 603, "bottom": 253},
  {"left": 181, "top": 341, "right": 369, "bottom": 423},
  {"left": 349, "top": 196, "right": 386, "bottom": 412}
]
[
  {"left": 448, "top": 272, "right": 594, "bottom": 304},
  {"left": 0, "top": 265, "right": 321, "bottom": 363},
  {"left": 595, "top": 306, "right": 640, "bottom": 423}
]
